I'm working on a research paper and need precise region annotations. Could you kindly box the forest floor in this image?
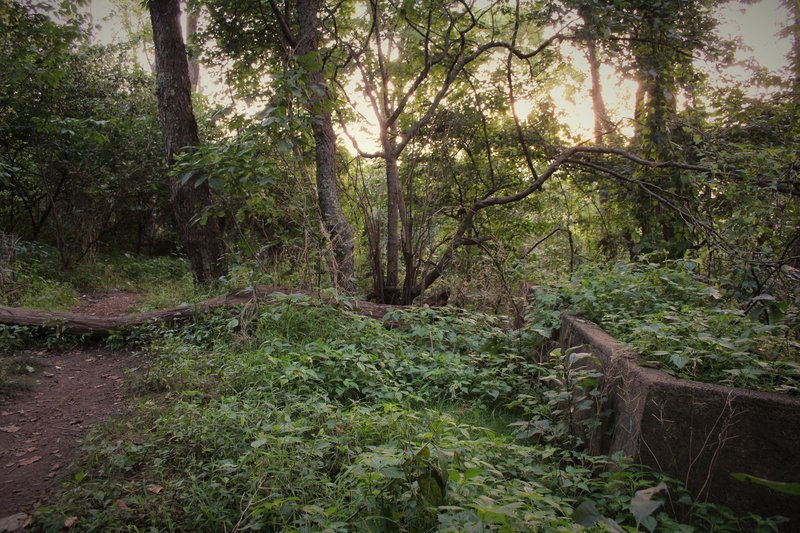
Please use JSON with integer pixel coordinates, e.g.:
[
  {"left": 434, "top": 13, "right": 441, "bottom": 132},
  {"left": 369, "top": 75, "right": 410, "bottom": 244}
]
[{"left": 0, "top": 291, "right": 141, "bottom": 527}]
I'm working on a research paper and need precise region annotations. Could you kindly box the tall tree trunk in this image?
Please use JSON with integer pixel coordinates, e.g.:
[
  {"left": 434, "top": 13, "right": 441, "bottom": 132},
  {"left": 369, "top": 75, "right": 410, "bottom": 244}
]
[
  {"left": 296, "top": 0, "right": 356, "bottom": 293},
  {"left": 586, "top": 38, "right": 612, "bottom": 145},
  {"left": 786, "top": 0, "right": 800, "bottom": 267},
  {"left": 632, "top": 78, "right": 645, "bottom": 144},
  {"left": 149, "top": 0, "right": 225, "bottom": 284},
  {"left": 633, "top": 32, "right": 689, "bottom": 258},
  {"left": 584, "top": 30, "right": 613, "bottom": 223},
  {"left": 384, "top": 148, "right": 401, "bottom": 302},
  {"left": 185, "top": 5, "right": 200, "bottom": 92}
]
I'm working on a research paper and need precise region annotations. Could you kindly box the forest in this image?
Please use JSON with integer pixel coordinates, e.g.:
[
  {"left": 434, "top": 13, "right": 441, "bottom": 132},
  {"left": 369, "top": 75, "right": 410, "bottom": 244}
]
[{"left": 0, "top": 0, "right": 798, "bottom": 530}]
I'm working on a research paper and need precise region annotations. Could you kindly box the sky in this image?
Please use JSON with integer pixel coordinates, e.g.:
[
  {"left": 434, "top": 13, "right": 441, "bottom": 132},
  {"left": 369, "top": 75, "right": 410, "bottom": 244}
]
[
  {"left": 542, "top": 0, "right": 792, "bottom": 141},
  {"left": 87, "top": 0, "right": 793, "bottom": 150}
]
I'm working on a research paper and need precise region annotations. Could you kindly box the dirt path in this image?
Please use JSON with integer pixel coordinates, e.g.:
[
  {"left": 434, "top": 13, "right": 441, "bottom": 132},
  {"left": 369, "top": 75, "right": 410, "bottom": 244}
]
[
  {"left": 71, "top": 290, "right": 142, "bottom": 317},
  {"left": 0, "top": 292, "right": 142, "bottom": 524}
]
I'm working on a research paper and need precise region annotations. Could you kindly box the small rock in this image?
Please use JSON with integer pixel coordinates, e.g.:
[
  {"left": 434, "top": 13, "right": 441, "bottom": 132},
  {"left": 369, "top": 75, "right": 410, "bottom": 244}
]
[{"left": 0, "top": 512, "right": 30, "bottom": 532}]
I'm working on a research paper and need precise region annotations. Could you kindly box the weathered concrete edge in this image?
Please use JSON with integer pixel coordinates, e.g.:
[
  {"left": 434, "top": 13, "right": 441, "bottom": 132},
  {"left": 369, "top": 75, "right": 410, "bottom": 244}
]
[{"left": 559, "top": 314, "right": 800, "bottom": 525}]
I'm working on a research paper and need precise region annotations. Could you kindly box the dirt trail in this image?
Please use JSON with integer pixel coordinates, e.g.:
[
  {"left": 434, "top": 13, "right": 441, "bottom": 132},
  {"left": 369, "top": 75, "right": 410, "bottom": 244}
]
[
  {"left": 0, "top": 292, "right": 141, "bottom": 523},
  {"left": 70, "top": 290, "right": 142, "bottom": 317}
]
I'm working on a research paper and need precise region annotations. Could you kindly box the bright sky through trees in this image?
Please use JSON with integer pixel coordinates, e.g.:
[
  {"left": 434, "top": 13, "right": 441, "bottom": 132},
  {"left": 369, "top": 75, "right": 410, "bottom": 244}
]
[{"left": 88, "top": 0, "right": 792, "bottom": 149}]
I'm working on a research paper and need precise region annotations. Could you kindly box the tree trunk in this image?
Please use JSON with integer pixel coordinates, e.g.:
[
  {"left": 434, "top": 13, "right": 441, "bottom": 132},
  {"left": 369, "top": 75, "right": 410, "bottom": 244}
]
[
  {"left": 633, "top": 31, "right": 689, "bottom": 258},
  {"left": 185, "top": 6, "right": 200, "bottom": 92},
  {"left": 632, "top": 78, "right": 645, "bottom": 144},
  {"left": 384, "top": 149, "right": 402, "bottom": 303},
  {"left": 586, "top": 38, "right": 612, "bottom": 145},
  {"left": 296, "top": 0, "right": 356, "bottom": 293},
  {"left": 149, "top": 0, "right": 225, "bottom": 284},
  {"left": 787, "top": 0, "right": 800, "bottom": 267}
]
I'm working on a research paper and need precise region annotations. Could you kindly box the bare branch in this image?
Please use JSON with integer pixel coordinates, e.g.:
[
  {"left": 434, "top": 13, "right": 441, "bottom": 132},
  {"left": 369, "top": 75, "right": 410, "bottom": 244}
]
[
  {"left": 269, "top": 0, "right": 298, "bottom": 47},
  {"left": 395, "top": 34, "right": 564, "bottom": 155},
  {"left": 414, "top": 146, "right": 714, "bottom": 296}
]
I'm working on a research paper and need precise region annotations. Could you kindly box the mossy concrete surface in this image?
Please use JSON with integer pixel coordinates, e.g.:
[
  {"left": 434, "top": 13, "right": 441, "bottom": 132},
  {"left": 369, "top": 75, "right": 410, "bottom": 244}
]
[{"left": 560, "top": 314, "right": 800, "bottom": 525}]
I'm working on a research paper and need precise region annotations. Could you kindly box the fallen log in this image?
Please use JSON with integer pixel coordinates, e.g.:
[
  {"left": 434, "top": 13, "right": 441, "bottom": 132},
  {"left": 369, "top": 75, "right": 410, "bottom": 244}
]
[{"left": 0, "top": 285, "right": 403, "bottom": 338}]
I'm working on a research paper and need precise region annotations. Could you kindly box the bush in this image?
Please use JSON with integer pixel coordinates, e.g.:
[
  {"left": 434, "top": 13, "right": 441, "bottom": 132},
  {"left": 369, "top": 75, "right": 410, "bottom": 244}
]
[
  {"left": 527, "top": 261, "right": 800, "bottom": 394},
  {"left": 35, "top": 296, "right": 785, "bottom": 531}
]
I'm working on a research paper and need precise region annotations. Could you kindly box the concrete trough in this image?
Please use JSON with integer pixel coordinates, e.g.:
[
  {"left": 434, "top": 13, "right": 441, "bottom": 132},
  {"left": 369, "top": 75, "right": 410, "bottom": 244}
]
[{"left": 559, "top": 314, "right": 800, "bottom": 525}]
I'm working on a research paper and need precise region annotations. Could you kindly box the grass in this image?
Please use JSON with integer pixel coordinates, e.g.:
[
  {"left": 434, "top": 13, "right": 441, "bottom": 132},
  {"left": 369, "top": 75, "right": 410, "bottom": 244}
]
[
  {"left": 31, "top": 294, "right": 784, "bottom": 531},
  {"left": 0, "top": 242, "right": 204, "bottom": 311}
]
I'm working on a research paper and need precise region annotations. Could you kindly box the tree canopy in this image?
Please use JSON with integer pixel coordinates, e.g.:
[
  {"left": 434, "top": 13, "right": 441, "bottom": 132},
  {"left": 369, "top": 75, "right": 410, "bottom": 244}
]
[{"left": 0, "top": 0, "right": 796, "bottom": 311}]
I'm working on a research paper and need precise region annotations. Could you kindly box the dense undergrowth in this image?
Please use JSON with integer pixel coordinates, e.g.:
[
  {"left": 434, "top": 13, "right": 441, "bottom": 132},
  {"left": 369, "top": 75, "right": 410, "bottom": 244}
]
[
  {"left": 30, "top": 294, "right": 783, "bottom": 531},
  {"left": 0, "top": 242, "right": 200, "bottom": 311},
  {"left": 527, "top": 261, "right": 800, "bottom": 394},
  {"left": 0, "top": 252, "right": 794, "bottom": 529}
]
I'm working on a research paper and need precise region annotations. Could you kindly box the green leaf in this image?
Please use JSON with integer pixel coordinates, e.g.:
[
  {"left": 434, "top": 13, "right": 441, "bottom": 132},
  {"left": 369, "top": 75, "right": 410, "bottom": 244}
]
[
  {"left": 381, "top": 466, "right": 404, "bottom": 479},
  {"left": 669, "top": 353, "right": 688, "bottom": 369},
  {"left": 276, "top": 138, "right": 292, "bottom": 153},
  {"left": 571, "top": 500, "right": 624, "bottom": 532},
  {"left": 193, "top": 173, "right": 208, "bottom": 188},
  {"left": 463, "top": 467, "right": 484, "bottom": 481},
  {"left": 731, "top": 473, "right": 800, "bottom": 495},
  {"left": 180, "top": 170, "right": 196, "bottom": 185}
]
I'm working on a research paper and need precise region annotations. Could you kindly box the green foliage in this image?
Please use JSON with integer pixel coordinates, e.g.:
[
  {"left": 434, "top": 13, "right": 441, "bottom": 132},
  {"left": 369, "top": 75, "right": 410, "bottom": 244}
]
[
  {"left": 0, "top": 243, "right": 197, "bottom": 311},
  {"left": 0, "top": 240, "right": 79, "bottom": 309},
  {"left": 35, "top": 297, "right": 784, "bottom": 531},
  {"left": 0, "top": 2, "right": 170, "bottom": 265},
  {"left": 731, "top": 473, "right": 800, "bottom": 497},
  {"left": 1, "top": 0, "right": 797, "bottom": 525},
  {"left": 8, "top": 275, "right": 79, "bottom": 310},
  {"left": 530, "top": 261, "right": 799, "bottom": 393}
]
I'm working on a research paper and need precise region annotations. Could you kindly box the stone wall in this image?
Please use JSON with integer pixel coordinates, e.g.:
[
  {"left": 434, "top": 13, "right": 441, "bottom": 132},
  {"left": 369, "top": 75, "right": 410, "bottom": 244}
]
[{"left": 559, "top": 314, "right": 800, "bottom": 525}]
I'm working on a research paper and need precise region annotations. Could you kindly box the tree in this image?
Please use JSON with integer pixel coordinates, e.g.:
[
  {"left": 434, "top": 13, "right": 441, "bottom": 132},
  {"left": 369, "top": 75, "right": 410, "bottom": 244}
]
[
  {"left": 337, "top": 0, "right": 561, "bottom": 303},
  {"left": 196, "top": 0, "right": 356, "bottom": 291},
  {"left": 292, "top": 0, "right": 357, "bottom": 291},
  {"left": 625, "top": 0, "right": 717, "bottom": 257},
  {"left": 0, "top": 1, "right": 169, "bottom": 265},
  {"left": 571, "top": 0, "right": 615, "bottom": 145},
  {"left": 148, "top": 0, "right": 225, "bottom": 283},
  {"left": 783, "top": 0, "right": 800, "bottom": 93},
  {"left": 185, "top": 1, "right": 201, "bottom": 91}
]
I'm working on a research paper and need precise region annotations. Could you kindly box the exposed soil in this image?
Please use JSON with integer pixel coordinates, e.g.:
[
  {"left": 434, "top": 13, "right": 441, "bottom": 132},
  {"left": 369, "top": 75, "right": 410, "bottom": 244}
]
[
  {"left": 0, "top": 292, "right": 142, "bottom": 524},
  {"left": 71, "top": 290, "right": 142, "bottom": 317}
]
